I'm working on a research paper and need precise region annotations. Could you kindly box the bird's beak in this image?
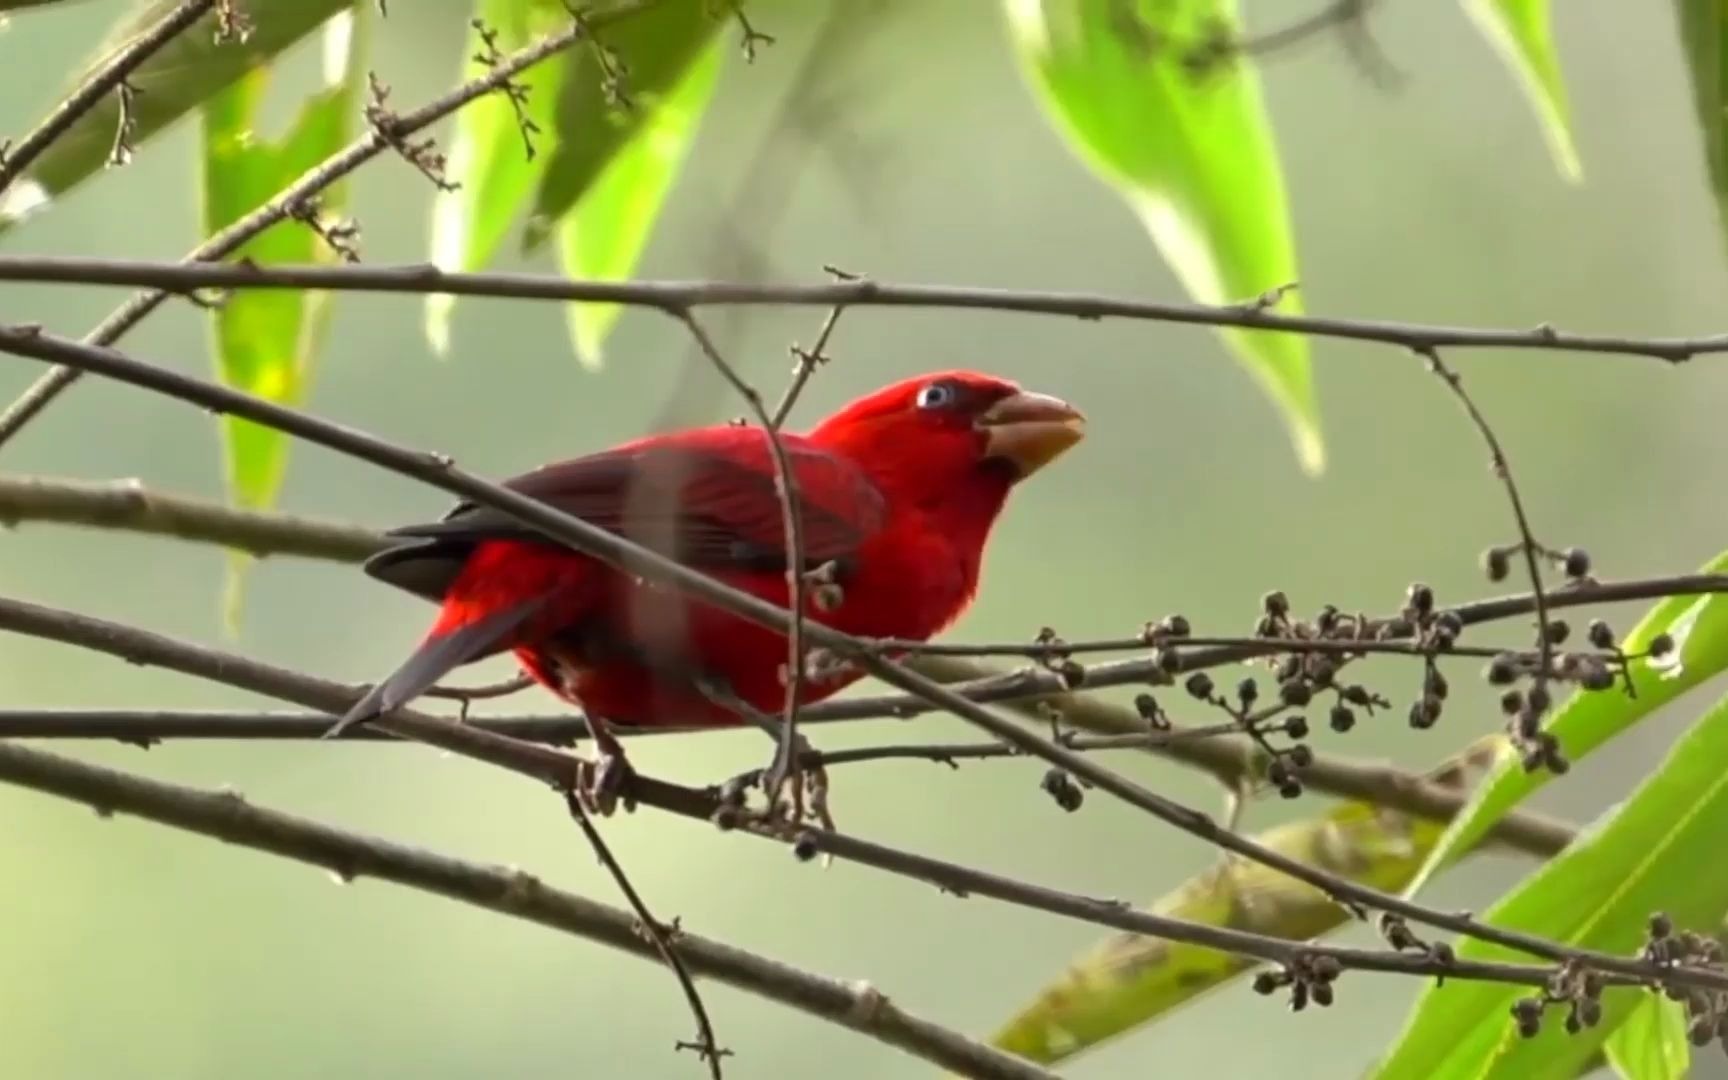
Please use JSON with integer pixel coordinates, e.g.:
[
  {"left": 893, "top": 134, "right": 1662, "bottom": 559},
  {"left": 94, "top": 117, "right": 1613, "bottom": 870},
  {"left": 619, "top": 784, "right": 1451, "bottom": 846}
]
[{"left": 977, "top": 390, "right": 1086, "bottom": 477}]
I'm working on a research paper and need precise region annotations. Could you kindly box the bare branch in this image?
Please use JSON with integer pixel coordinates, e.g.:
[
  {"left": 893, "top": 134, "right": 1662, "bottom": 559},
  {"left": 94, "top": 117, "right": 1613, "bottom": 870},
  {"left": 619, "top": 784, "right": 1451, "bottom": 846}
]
[
  {"left": 0, "top": 739, "right": 1049, "bottom": 1080},
  {"left": 0, "top": 256, "right": 1720, "bottom": 364},
  {"left": 0, "top": 0, "right": 216, "bottom": 195},
  {"left": 0, "top": 0, "right": 662, "bottom": 449}
]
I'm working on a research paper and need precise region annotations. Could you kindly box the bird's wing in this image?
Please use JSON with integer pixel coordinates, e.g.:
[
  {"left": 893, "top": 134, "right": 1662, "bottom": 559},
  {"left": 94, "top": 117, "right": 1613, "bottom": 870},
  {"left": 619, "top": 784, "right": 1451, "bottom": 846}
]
[{"left": 365, "top": 427, "right": 888, "bottom": 602}]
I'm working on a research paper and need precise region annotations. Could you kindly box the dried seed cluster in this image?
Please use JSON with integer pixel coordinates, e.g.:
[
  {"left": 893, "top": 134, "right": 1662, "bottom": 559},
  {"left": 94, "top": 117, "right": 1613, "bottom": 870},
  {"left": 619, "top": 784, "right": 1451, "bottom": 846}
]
[{"left": 1252, "top": 952, "right": 1344, "bottom": 1011}]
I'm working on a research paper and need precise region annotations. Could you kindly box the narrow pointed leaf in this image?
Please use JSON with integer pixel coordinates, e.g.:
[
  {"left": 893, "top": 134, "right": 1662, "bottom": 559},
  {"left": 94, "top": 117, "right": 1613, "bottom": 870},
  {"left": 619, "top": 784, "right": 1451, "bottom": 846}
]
[
  {"left": 556, "top": 37, "right": 721, "bottom": 365},
  {"left": 424, "top": 0, "right": 570, "bottom": 356},
  {"left": 1676, "top": 0, "right": 1728, "bottom": 257},
  {"left": 1373, "top": 691, "right": 1728, "bottom": 1079},
  {"left": 984, "top": 740, "right": 1504, "bottom": 1067},
  {"left": 0, "top": 0, "right": 349, "bottom": 232},
  {"left": 200, "top": 7, "right": 362, "bottom": 622},
  {"left": 1605, "top": 996, "right": 1690, "bottom": 1080},
  {"left": 1465, "top": 0, "right": 1581, "bottom": 180},
  {"left": 1005, "top": 0, "right": 1321, "bottom": 473},
  {"left": 522, "top": 0, "right": 720, "bottom": 252},
  {"left": 1403, "top": 549, "right": 1728, "bottom": 900}
]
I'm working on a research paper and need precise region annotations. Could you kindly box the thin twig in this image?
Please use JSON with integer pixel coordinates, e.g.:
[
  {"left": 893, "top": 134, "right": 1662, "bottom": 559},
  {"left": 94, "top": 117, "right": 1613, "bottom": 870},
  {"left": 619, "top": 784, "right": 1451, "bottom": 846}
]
[
  {"left": 0, "top": 740, "right": 1048, "bottom": 1080},
  {"left": 675, "top": 310, "right": 811, "bottom": 813},
  {"left": 771, "top": 289, "right": 850, "bottom": 428},
  {"left": 0, "top": 0, "right": 662, "bottom": 449},
  {"left": 562, "top": 791, "right": 726, "bottom": 1077},
  {"left": 0, "top": 0, "right": 216, "bottom": 195},
  {"left": 0, "top": 257, "right": 1721, "bottom": 364}
]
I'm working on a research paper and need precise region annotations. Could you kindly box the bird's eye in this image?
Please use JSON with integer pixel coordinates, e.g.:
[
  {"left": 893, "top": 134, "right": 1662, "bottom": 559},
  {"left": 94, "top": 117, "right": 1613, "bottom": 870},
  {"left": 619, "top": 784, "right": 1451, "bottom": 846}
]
[{"left": 915, "top": 382, "right": 957, "bottom": 410}]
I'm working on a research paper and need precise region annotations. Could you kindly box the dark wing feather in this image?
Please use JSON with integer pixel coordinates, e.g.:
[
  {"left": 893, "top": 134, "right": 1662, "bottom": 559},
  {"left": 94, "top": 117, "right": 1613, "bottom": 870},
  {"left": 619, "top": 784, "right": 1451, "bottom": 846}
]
[{"left": 365, "top": 428, "right": 887, "bottom": 602}]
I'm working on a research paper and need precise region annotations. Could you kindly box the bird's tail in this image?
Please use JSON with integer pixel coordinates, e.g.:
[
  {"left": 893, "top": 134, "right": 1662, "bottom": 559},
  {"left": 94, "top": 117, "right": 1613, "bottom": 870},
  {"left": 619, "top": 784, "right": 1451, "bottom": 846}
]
[{"left": 325, "top": 594, "right": 548, "bottom": 738}]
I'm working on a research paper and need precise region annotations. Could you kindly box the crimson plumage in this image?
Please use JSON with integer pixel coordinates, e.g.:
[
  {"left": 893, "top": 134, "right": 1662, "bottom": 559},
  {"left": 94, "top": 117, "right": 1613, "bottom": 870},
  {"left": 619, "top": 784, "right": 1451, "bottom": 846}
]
[{"left": 334, "top": 371, "right": 1083, "bottom": 736}]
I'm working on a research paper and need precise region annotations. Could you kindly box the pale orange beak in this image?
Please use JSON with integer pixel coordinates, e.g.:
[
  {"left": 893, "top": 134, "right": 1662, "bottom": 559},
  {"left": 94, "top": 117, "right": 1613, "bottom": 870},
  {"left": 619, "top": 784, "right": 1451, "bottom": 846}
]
[{"left": 977, "top": 390, "right": 1086, "bottom": 477}]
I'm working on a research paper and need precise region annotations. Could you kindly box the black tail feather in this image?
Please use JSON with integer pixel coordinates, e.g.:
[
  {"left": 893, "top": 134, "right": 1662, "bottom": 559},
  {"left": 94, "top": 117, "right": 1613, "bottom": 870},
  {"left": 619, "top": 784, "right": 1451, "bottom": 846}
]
[{"left": 325, "top": 595, "right": 549, "bottom": 738}]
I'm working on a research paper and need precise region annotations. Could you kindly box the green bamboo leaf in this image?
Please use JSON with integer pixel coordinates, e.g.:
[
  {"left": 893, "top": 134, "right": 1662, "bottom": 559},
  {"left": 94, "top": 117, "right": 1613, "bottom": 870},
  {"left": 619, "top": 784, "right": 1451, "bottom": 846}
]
[
  {"left": 983, "top": 740, "right": 1503, "bottom": 1068},
  {"left": 200, "top": 6, "right": 363, "bottom": 624},
  {"left": 424, "top": 0, "right": 571, "bottom": 356},
  {"left": 1464, "top": 0, "right": 1581, "bottom": 181},
  {"left": 0, "top": 0, "right": 349, "bottom": 231},
  {"left": 1402, "top": 549, "right": 1728, "bottom": 900},
  {"left": 555, "top": 37, "right": 721, "bottom": 365},
  {"left": 1605, "top": 996, "right": 1690, "bottom": 1080},
  {"left": 1005, "top": 0, "right": 1322, "bottom": 473},
  {"left": 1373, "top": 691, "right": 1728, "bottom": 1079},
  {"left": 521, "top": 0, "right": 719, "bottom": 252},
  {"left": 1676, "top": 0, "right": 1728, "bottom": 256}
]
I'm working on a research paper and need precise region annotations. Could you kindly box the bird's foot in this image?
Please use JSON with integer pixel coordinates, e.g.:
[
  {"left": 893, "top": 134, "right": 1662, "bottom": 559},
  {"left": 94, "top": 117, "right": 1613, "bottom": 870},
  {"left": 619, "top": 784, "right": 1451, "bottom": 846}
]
[{"left": 574, "top": 728, "right": 636, "bottom": 816}]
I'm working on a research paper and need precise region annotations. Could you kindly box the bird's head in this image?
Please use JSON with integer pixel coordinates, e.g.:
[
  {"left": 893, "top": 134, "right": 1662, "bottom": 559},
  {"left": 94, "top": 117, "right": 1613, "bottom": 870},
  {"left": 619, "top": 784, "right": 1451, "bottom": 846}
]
[{"left": 807, "top": 371, "right": 1084, "bottom": 509}]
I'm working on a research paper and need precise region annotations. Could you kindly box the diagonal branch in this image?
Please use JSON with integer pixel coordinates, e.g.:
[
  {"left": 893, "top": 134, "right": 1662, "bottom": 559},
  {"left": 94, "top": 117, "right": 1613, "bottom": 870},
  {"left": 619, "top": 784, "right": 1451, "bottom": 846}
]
[
  {"left": 0, "top": 0, "right": 217, "bottom": 196},
  {"left": 0, "top": 0, "right": 662, "bottom": 449},
  {"left": 0, "top": 739, "right": 1053, "bottom": 1080}
]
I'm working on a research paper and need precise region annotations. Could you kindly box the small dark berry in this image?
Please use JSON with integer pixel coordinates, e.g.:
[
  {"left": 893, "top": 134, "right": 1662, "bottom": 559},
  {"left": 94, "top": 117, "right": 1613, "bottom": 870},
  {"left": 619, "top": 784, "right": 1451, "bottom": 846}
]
[
  {"left": 1267, "top": 759, "right": 1289, "bottom": 786},
  {"left": 1315, "top": 605, "right": 1340, "bottom": 634},
  {"left": 1343, "top": 685, "right": 1372, "bottom": 707},
  {"left": 1287, "top": 744, "right": 1313, "bottom": 767},
  {"left": 1286, "top": 715, "right": 1311, "bottom": 741},
  {"left": 1057, "top": 660, "right": 1086, "bottom": 687},
  {"left": 1409, "top": 699, "right": 1440, "bottom": 729},
  {"left": 1648, "top": 632, "right": 1675, "bottom": 659},
  {"left": 1577, "top": 999, "right": 1602, "bottom": 1027},
  {"left": 1564, "top": 1011, "right": 1582, "bottom": 1035},
  {"left": 1425, "top": 669, "right": 1450, "bottom": 700},
  {"left": 1483, "top": 546, "right": 1511, "bottom": 582},
  {"left": 1279, "top": 680, "right": 1313, "bottom": 707},
  {"left": 1041, "top": 769, "right": 1084, "bottom": 812},
  {"left": 1434, "top": 611, "right": 1464, "bottom": 639},
  {"left": 1309, "top": 956, "right": 1342, "bottom": 981},
  {"left": 1543, "top": 746, "right": 1571, "bottom": 775},
  {"left": 1329, "top": 705, "right": 1356, "bottom": 732},
  {"left": 1579, "top": 661, "right": 1616, "bottom": 691},
  {"left": 1156, "top": 648, "right": 1181, "bottom": 673},
  {"left": 711, "top": 805, "right": 741, "bottom": 831},
  {"left": 1580, "top": 972, "right": 1603, "bottom": 1000},
  {"left": 1252, "top": 971, "right": 1281, "bottom": 995},
  {"left": 1486, "top": 655, "right": 1519, "bottom": 685},
  {"left": 1307, "top": 657, "right": 1337, "bottom": 686},
  {"left": 792, "top": 834, "right": 820, "bottom": 862},
  {"left": 1262, "top": 590, "right": 1289, "bottom": 617},
  {"left": 1563, "top": 547, "right": 1591, "bottom": 578},
  {"left": 1500, "top": 690, "right": 1524, "bottom": 716},
  {"left": 1184, "top": 672, "right": 1214, "bottom": 700},
  {"left": 1526, "top": 684, "right": 1551, "bottom": 715},
  {"left": 1650, "top": 912, "right": 1673, "bottom": 939},
  {"left": 1588, "top": 619, "right": 1615, "bottom": 649},
  {"left": 1163, "top": 614, "right": 1191, "bottom": 638},
  {"left": 1237, "top": 677, "right": 1259, "bottom": 705},
  {"left": 1511, "top": 997, "right": 1543, "bottom": 1025},
  {"left": 1275, "top": 655, "right": 1301, "bottom": 682},
  {"left": 1691, "top": 1016, "right": 1715, "bottom": 1047},
  {"left": 1516, "top": 1017, "right": 1541, "bottom": 1039},
  {"left": 1310, "top": 982, "right": 1334, "bottom": 1007},
  {"left": 1407, "top": 583, "right": 1435, "bottom": 615},
  {"left": 1278, "top": 780, "right": 1303, "bottom": 799},
  {"left": 1135, "top": 693, "right": 1161, "bottom": 721},
  {"left": 1254, "top": 615, "right": 1278, "bottom": 638},
  {"left": 1546, "top": 619, "right": 1570, "bottom": 645},
  {"left": 1289, "top": 982, "right": 1308, "bottom": 1012}
]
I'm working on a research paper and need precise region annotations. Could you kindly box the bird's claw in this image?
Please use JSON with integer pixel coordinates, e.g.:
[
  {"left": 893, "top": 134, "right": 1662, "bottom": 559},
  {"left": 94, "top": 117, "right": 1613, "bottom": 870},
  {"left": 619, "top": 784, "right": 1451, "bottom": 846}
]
[{"left": 574, "top": 738, "right": 636, "bottom": 816}]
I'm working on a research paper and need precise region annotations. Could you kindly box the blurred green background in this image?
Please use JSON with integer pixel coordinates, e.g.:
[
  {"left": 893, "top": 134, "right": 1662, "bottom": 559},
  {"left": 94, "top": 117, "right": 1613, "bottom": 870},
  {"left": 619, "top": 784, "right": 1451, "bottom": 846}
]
[{"left": 3, "top": 2, "right": 1726, "bottom": 1077}]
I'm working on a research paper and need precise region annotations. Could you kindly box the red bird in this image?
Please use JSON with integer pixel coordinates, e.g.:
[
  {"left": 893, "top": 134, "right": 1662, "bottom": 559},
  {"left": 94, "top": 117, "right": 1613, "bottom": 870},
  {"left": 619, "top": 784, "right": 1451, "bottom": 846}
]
[{"left": 333, "top": 371, "right": 1083, "bottom": 796}]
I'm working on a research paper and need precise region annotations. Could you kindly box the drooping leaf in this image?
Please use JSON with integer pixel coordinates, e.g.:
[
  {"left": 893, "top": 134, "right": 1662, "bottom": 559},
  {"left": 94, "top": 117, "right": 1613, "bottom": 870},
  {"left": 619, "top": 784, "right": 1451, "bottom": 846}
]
[
  {"left": 522, "top": 0, "right": 720, "bottom": 253},
  {"left": 0, "top": 0, "right": 350, "bottom": 231},
  {"left": 199, "top": 6, "right": 363, "bottom": 625},
  {"left": 1676, "top": 0, "right": 1728, "bottom": 256},
  {"left": 1605, "top": 996, "right": 1690, "bottom": 1080},
  {"left": 1005, "top": 0, "right": 1322, "bottom": 473},
  {"left": 1403, "top": 549, "right": 1728, "bottom": 899},
  {"left": 1464, "top": 0, "right": 1581, "bottom": 181},
  {"left": 424, "top": 0, "right": 571, "bottom": 356},
  {"left": 1373, "top": 690, "right": 1728, "bottom": 1079},
  {"left": 555, "top": 36, "right": 722, "bottom": 365},
  {"left": 985, "top": 739, "right": 1505, "bottom": 1067}
]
